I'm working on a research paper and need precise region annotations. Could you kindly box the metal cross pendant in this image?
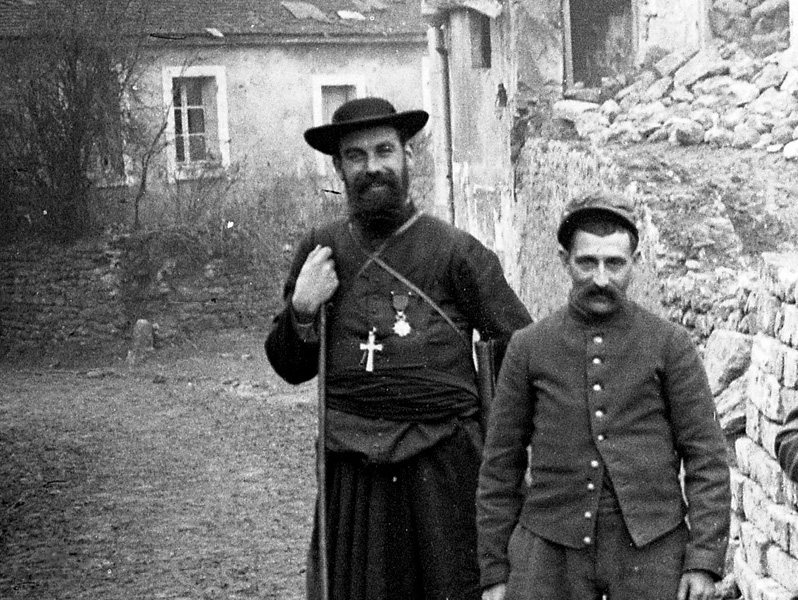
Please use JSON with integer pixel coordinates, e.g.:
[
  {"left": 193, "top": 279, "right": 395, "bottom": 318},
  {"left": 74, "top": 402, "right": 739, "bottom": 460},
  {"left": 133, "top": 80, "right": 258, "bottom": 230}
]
[{"left": 359, "top": 328, "right": 383, "bottom": 372}]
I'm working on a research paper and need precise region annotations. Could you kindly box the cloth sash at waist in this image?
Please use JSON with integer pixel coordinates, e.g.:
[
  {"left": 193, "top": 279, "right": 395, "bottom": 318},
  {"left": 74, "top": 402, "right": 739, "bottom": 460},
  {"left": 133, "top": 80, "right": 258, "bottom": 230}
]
[{"left": 327, "top": 368, "right": 479, "bottom": 422}]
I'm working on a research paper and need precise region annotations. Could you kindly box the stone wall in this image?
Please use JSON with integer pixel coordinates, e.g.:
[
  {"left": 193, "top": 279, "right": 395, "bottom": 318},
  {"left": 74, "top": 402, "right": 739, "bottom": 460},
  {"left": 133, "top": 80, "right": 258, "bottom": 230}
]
[
  {"left": 554, "top": 41, "right": 798, "bottom": 162},
  {"left": 0, "top": 233, "right": 279, "bottom": 354},
  {"left": 707, "top": 252, "right": 798, "bottom": 598},
  {"left": 661, "top": 267, "right": 757, "bottom": 345},
  {"left": 0, "top": 239, "right": 128, "bottom": 349},
  {"left": 710, "top": 0, "right": 790, "bottom": 58}
]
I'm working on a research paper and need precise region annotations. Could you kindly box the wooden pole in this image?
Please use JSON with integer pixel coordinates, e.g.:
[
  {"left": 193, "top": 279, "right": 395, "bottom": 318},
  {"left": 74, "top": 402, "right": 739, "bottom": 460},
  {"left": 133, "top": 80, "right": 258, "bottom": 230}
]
[{"left": 317, "top": 304, "right": 329, "bottom": 600}]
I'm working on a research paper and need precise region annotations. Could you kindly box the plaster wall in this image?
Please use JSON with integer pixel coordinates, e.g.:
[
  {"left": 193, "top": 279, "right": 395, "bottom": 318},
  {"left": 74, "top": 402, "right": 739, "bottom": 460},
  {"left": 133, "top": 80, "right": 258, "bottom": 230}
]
[
  {"left": 514, "top": 0, "right": 565, "bottom": 102},
  {"left": 446, "top": 9, "right": 515, "bottom": 259},
  {"left": 637, "top": 0, "right": 708, "bottom": 59}
]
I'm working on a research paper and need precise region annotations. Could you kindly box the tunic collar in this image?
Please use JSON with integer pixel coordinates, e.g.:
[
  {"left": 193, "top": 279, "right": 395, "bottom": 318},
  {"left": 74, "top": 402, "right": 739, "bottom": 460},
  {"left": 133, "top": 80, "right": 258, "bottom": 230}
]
[{"left": 566, "top": 293, "right": 634, "bottom": 330}]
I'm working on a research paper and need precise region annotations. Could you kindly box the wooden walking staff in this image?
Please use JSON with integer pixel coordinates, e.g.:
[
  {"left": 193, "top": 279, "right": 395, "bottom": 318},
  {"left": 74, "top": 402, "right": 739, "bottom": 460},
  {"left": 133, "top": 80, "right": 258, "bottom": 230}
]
[{"left": 316, "top": 304, "right": 330, "bottom": 600}]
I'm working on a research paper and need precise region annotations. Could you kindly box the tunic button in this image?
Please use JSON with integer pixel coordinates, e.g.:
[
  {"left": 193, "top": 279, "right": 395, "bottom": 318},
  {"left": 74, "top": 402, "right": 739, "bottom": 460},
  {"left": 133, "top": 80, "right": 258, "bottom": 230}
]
[
  {"left": 597, "top": 434, "right": 605, "bottom": 442},
  {"left": 590, "top": 460, "right": 599, "bottom": 468},
  {"left": 593, "top": 335, "right": 603, "bottom": 344},
  {"left": 583, "top": 536, "right": 592, "bottom": 545},
  {"left": 592, "top": 357, "right": 602, "bottom": 365},
  {"left": 592, "top": 383, "right": 602, "bottom": 392},
  {"left": 587, "top": 483, "right": 596, "bottom": 491},
  {"left": 595, "top": 410, "right": 604, "bottom": 418},
  {"left": 584, "top": 511, "right": 592, "bottom": 519}
]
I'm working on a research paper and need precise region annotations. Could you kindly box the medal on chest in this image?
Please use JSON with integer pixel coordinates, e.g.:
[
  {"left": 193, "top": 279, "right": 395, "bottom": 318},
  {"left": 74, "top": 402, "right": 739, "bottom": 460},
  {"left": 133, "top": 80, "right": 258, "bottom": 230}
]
[{"left": 391, "top": 291, "right": 412, "bottom": 337}]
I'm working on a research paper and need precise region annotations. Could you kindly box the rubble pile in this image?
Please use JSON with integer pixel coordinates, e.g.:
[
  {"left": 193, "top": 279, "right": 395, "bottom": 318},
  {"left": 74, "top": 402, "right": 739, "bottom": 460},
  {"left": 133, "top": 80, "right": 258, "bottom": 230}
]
[
  {"left": 555, "top": 40, "right": 798, "bottom": 161},
  {"left": 710, "top": 0, "right": 790, "bottom": 58}
]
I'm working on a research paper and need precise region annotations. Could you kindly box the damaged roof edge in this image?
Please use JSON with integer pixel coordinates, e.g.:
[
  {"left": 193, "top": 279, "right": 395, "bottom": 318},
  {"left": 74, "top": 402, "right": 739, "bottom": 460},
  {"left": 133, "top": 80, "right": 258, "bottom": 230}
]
[
  {"left": 142, "top": 31, "right": 427, "bottom": 46},
  {"left": 421, "top": 0, "right": 503, "bottom": 19}
]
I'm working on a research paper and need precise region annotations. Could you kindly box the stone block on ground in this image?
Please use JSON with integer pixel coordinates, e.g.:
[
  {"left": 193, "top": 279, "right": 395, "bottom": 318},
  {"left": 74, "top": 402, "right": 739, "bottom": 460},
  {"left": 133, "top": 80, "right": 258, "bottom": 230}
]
[
  {"left": 750, "top": 88, "right": 797, "bottom": 118},
  {"left": 655, "top": 50, "right": 696, "bottom": 77},
  {"left": 127, "top": 319, "right": 155, "bottom": 366},
  {"left": 783, "top": 139, "right": 798, "bottom": 159},
  {"left": 706, "top": 329, "right": 754, "bottom": 395},
  {"left": 718, "top": 375, "right": 749, "bottom": 434},
  {"left": 552, "top": 99, "right": 599, "bottom": 122},
  {"left": 706, "top": 126, "right": 735, "bottom": 147},
  {"left": 674, "top": 47, "right": 731, "bottom": 89},
  {"left": 755, "top": 61, "right": 789, "bottom": 90},
  {"left": 668, "top": 118, "right": 705, "bottom": 145},
  {"left": 733, "top": 122, "right": 762, "bottom": 148}
]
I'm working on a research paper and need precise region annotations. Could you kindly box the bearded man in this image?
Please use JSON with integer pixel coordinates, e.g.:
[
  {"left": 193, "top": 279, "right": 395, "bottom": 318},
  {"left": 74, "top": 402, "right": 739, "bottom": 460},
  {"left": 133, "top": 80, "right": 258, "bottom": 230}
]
[
  {"left": 477, "top": 194, "right": 731, "bottom": 600},
  {"left": 265, "top": 97, "right": 531, "bottom": 600}
]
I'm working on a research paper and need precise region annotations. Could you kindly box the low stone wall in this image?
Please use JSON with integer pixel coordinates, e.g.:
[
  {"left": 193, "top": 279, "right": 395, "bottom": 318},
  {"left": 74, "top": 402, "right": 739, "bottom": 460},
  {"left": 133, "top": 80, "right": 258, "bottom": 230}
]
[
  {"left": 0, "top": 239, "right": 128, "bottom": 349},
  {"left": 661, "top": 267, "right": 757, "bottom": 346},
  {"left": 707, "top": 252, "right": 798, "bottom": 598},
  {"left": 0, "top": 233, "right": 280, "bottom": 354}
]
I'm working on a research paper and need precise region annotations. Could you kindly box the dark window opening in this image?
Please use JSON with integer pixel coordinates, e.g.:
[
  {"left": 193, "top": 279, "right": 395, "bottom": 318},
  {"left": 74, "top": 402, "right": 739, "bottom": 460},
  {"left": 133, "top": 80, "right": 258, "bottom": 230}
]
[
  {"left": 470, "top": 11, "right": 491, "bottom": 69},
  {"left": 568, "top": 0, "right": 633, "bottom": 89}
]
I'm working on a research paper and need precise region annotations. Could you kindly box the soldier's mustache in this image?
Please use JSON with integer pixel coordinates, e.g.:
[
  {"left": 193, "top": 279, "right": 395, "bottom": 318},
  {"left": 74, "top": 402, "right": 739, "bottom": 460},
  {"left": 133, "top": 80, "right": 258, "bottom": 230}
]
[{"left": 585, "top": 287, "right": 619, "bottom": 301}]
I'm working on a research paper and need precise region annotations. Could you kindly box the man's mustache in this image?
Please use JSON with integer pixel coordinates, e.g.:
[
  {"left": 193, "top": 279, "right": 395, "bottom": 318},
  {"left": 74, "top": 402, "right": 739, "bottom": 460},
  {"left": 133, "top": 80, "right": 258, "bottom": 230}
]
[
  {"left": 352, "top": 172, "right": 399, "bottom": 194},
  {"left": 584, "top": 286, "right": 619, "bottom": 301}
]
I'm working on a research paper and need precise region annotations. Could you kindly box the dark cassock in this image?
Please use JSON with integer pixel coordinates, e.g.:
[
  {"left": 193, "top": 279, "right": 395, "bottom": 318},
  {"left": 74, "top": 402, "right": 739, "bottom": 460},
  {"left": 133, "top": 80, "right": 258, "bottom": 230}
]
[{"left": 266, "top": 211, "right": 531, "bottom": 600}]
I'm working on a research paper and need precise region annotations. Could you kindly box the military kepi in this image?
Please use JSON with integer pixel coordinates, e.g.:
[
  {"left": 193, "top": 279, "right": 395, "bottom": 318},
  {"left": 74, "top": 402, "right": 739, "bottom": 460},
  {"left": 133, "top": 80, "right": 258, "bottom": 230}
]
[
  {"left": 304, "top": 97, "right": 429, "bottom": 156},
  {"left": 557, "top": 193, "right": 639, "bottom": 248}
]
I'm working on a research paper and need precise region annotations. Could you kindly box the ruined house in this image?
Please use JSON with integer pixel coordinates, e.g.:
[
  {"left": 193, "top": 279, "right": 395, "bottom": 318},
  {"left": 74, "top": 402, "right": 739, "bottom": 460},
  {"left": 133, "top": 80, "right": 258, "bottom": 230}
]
[{"left": 421, "top": 0, "right": 793, "bottom": 234}]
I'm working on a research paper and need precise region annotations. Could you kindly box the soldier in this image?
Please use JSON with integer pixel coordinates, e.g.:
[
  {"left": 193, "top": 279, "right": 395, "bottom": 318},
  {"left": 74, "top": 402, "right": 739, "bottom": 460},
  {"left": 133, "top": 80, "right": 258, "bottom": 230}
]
[{"left": 477, "top": 193, "right": 730, "bottom": 600}]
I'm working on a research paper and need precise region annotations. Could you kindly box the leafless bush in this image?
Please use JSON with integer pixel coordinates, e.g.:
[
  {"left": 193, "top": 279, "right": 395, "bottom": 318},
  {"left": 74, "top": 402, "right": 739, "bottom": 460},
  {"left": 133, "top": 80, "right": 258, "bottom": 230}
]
[{"left": 0, "top": 0, "right": 153, "bottom": 243}]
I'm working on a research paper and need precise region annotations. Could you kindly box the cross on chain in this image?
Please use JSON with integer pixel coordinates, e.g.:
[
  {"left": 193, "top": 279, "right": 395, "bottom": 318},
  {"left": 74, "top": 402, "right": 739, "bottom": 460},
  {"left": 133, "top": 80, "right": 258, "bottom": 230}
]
[{"left": 359, "top": 328, "right": 383, "bottom": 372}]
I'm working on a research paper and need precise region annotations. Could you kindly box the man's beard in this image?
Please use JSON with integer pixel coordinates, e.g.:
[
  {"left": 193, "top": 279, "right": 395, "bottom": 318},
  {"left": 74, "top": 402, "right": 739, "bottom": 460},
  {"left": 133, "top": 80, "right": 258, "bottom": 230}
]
[{"left": 345, "top": 166, "right": 412, "bottom": 238}]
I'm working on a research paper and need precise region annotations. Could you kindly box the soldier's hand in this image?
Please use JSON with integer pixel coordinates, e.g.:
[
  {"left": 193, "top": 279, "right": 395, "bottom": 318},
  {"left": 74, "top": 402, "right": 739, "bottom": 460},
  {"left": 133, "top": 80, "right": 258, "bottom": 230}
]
[
  {"left": 291, "top": 245, "right": 339, "bottom": 319},
  {"left": 482, "top": 583, "right": 506, "bottom": 600},
  {"left": 677, "top": 570, "right": 718, "bottom": 600}
]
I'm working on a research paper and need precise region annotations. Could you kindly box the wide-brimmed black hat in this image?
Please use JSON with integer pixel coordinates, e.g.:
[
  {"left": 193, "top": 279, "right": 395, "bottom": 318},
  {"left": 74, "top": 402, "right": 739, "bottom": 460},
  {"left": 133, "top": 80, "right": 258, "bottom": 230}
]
[
  {"left": 557, "top": 193, "right": 639, "bottom": 248},
  {"left": 304, "top": 97, "right": 429, "bottom": 156}
]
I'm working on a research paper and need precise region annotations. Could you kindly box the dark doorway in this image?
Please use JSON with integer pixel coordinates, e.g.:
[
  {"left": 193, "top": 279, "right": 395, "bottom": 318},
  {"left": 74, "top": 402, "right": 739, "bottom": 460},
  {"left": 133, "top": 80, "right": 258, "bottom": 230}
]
[{"left": 565, "top": 0, "right": 634, "bottom": 89}]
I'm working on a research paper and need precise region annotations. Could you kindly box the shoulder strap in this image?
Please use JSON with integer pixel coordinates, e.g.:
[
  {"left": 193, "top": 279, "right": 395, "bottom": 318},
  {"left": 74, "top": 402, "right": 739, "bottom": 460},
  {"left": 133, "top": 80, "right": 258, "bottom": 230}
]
[
  {"left": 347, "top": 214, "right": 470, "bottom": 349},
  {"left": 370, "top": 254, "right": 471, "bottom": 349}
]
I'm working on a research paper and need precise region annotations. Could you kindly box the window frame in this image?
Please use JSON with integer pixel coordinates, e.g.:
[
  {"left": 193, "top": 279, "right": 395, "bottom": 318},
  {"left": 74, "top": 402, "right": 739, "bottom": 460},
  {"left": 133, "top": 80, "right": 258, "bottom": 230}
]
[
  {"left": 162, "top": 65, "right": 230, "bottom": 183},
  {"left": 469, "top": 10, "right": 492, "bottom": 69},
  {"left": 311, "top": 75, "right": 366, "bottom": 174}
]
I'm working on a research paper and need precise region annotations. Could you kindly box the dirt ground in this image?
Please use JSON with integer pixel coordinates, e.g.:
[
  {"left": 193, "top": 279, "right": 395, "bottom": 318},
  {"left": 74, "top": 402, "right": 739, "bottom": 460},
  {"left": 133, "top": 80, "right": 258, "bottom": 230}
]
[
  {"left": 0, "top": 328, "right": 316, "bottom": 600},
  {"left": 2, "top": 143, "right": 798, "bottom": 600}
]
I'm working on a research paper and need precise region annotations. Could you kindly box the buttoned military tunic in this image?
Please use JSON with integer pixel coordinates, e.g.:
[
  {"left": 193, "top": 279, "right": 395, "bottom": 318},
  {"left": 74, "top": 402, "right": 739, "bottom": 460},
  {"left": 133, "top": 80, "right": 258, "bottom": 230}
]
[{"left": 477, "top": 299, "right": 730, "bottom": 590}]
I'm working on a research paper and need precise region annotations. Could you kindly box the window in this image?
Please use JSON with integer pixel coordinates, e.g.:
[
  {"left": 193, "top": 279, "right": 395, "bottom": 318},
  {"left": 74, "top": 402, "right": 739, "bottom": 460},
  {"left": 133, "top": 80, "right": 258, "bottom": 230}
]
[
  {"left": 311, "top": 75, "right": 365, "bottom": 174},
  {"left": 470, "top": 11, "right": 492, "bottom": 69},
  {"left": 173, "top": 77, "right": 216, "bottom": 165},
  {"left": 162, "top": 66, "right": 230, "bottom": 182},
  {"left": 322, "top": 84, "right": 357, "bottom": 126}
]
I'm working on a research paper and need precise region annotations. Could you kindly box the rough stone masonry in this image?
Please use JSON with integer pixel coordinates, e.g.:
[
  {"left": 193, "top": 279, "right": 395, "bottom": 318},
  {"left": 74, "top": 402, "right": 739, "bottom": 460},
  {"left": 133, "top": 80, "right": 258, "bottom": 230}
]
[{"left": 707, "top": 252, "right": 798, "bottom": 599}]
